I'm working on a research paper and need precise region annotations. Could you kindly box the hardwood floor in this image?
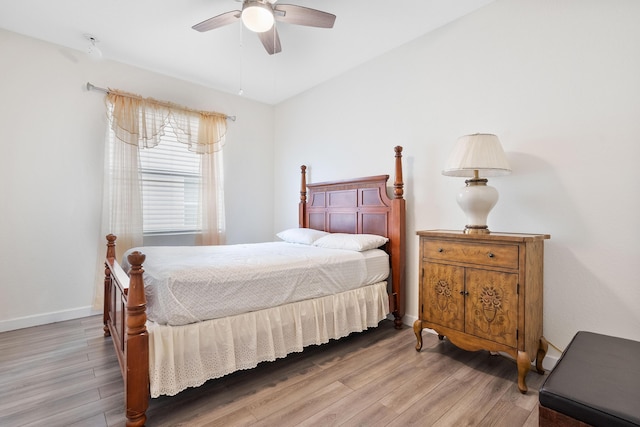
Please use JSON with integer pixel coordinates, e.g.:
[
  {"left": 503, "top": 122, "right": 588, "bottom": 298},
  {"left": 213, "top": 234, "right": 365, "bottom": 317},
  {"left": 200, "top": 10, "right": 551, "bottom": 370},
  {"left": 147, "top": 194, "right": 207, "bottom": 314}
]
[{"left": 0, "top": 315, "right": 545, "bottom": 426}]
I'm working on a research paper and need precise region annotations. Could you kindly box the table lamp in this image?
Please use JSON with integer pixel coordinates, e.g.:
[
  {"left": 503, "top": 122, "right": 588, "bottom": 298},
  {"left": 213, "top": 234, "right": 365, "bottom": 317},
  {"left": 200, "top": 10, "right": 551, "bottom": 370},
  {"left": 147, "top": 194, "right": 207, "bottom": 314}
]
[{"left": 442, "top": 133, "right": 511, "bottom": 234}]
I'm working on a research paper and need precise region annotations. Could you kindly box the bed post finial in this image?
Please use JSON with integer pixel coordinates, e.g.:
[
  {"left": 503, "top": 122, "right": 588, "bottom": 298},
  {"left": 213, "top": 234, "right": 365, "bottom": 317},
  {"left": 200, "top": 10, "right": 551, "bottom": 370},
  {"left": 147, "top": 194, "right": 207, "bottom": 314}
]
[
  {"left": 300, "top": 165, "right": 307, "bottom": 203},
  {"left": 299, "top": 165, "right": 307, "bottom": 228},
  {"left": 394, "top": 146, "right": 404, "bottom": 199},
  {"left": 106, "top": 234, "right": 117, "bottom": 260}
]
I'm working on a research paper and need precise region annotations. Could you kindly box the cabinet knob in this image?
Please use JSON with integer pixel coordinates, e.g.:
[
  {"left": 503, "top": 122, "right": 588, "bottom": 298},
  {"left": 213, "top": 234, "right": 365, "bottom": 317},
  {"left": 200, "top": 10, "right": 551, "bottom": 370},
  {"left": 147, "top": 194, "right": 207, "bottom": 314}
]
[
  {"left": 459, "top": 290, "right": 469, "bottom": 296},
  {"left": 487, "top": 252, "right": 494, "bottom": 258},
  {"left": 438, "top": 248, "right": 444, "bottom": 253}
]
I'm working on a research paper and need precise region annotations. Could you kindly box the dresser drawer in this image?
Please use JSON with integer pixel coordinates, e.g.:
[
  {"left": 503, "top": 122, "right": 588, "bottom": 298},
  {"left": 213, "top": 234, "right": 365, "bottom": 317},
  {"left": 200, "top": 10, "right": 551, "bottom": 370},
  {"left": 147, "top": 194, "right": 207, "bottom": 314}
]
[{"left": 422, "top": 239, "right": 519, "bottom": 269}]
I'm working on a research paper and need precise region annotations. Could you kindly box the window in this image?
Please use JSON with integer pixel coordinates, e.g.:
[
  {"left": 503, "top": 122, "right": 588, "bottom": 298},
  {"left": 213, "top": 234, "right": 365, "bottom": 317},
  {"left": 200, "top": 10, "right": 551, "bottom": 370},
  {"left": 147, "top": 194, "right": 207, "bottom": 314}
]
[
  {"left": 103, "top": 90, "right": 226, "bottom": 251},
  {"left": 138, "top": 122, "right": 202, "bottom": 234}
]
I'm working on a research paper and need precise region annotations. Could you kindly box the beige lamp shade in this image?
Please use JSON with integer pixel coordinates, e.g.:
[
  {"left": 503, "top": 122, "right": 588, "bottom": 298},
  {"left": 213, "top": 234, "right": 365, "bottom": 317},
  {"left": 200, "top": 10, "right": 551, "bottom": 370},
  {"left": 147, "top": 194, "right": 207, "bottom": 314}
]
[{"left": 442, "top": 133, "right": 511, "bottom": 177}]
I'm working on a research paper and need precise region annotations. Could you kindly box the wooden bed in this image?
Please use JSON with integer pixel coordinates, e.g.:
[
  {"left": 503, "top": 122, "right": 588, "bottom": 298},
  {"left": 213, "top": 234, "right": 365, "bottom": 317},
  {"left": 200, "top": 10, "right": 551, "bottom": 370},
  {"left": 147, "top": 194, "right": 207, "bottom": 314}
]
[{"left": 103, "top": 146, "right": 406, "bottom": 426}]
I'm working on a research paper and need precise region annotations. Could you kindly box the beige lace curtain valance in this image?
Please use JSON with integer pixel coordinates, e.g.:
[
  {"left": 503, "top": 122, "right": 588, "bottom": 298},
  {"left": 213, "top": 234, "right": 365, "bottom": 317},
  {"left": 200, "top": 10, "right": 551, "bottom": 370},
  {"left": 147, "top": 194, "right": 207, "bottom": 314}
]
[{"left": 107, "top": 89, "right": 228, "bottom": 154}]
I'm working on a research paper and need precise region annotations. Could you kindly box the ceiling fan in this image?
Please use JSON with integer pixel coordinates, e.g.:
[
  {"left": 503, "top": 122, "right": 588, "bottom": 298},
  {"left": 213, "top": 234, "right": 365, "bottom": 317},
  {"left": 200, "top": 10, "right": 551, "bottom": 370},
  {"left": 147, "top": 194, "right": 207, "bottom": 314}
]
[{"left": 192, "top": 0, "right": 336, "bottom": 55}]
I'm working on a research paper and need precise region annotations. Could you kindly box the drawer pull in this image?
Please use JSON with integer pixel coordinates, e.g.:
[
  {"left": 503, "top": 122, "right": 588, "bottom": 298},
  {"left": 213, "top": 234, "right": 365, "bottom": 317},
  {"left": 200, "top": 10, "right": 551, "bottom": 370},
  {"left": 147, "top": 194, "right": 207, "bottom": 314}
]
[
  {"left": 487, "top": 253, "right": 494, "bottom": 258},
  {"left": 438, "top": 248, "right": 444, "bottom": 253}
]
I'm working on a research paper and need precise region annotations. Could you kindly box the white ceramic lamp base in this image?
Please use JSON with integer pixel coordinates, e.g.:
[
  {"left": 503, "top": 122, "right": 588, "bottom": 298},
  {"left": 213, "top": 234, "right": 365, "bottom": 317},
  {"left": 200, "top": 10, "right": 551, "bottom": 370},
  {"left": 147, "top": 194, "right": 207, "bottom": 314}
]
[{"left": 456, "top": 178, "right": 498, "bottom": 234}]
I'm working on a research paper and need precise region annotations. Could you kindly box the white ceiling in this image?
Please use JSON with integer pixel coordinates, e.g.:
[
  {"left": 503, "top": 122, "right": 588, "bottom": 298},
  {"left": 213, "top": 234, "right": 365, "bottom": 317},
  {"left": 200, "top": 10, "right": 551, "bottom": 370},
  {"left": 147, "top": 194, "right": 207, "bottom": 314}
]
[{"left": 0, "top": 0, "right": 493, "bottom": 105}]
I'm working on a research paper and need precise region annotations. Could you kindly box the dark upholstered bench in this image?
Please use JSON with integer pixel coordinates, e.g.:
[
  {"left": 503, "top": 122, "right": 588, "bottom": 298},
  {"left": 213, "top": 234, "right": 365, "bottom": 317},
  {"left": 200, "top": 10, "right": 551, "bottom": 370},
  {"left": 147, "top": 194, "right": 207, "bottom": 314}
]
[{"left": 539, "top": 331, "right": 640, "bottom": 427}]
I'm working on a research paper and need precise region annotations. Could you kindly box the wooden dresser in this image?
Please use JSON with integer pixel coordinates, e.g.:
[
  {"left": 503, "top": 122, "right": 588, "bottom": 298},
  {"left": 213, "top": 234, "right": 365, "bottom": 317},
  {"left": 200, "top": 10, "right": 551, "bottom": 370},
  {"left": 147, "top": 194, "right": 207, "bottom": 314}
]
[{"left": 413, "top": 230, "right": 550, "bottom": 393}]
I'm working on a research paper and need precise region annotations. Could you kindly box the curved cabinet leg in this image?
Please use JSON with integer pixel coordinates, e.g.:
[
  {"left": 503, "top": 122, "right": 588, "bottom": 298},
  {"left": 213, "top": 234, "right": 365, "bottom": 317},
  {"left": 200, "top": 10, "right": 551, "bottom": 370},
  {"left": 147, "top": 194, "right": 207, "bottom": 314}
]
[
  {"left": 413, "top": 320, "right": 423, "bottom": 351},
  {"left": 516, "top": 350, "right": 531, "bottom": 394},
  {"left": 536, "top": 336, "right": 548, "bottom": 374}
]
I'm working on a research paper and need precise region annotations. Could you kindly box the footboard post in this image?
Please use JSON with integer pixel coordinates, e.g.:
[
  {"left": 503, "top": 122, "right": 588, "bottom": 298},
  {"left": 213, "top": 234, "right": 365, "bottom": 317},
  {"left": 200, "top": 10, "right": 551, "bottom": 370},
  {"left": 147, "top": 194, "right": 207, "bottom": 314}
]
[
  {"left": 103, "top": 234, "right": 117, "bottom": 337},
  {"left": 125, "top": 251, "right": 149, "bottom": 427}
]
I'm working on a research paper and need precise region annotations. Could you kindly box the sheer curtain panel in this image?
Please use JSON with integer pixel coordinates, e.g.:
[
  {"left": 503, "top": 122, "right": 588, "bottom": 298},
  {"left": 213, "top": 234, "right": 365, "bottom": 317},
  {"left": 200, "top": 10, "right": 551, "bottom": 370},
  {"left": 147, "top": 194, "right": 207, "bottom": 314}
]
[{"left": 197, "top": 113, "right": 226, "bottom": 245}]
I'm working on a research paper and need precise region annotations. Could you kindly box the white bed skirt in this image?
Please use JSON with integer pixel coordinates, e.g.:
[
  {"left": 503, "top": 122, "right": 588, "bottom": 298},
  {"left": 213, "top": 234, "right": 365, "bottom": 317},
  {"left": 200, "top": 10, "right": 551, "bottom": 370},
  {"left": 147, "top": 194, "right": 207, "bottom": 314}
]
[{"left": 147, "top": 281, "right": 389, "bottom": 397}]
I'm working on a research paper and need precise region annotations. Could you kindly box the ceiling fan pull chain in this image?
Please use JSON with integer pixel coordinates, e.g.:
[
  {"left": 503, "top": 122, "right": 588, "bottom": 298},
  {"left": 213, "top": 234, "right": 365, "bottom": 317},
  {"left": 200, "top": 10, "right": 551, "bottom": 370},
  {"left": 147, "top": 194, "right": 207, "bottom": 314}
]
[{"left": 238, "top": 24, "right": 244, "bottom": 96}]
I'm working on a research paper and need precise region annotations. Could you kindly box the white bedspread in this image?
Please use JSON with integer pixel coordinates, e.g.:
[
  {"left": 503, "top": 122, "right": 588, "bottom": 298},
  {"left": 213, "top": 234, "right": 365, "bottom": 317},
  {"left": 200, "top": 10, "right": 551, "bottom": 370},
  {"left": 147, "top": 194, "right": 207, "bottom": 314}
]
[{"left": 122, "top": 242, "right": 389, "bottom": 326}]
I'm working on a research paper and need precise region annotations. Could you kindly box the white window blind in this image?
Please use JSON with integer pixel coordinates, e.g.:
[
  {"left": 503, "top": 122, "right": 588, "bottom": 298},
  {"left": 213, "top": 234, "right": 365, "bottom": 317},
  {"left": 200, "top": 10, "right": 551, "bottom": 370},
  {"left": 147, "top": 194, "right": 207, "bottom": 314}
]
[{"left": 139, "top": 121, "right": 202, "bottom": 234}]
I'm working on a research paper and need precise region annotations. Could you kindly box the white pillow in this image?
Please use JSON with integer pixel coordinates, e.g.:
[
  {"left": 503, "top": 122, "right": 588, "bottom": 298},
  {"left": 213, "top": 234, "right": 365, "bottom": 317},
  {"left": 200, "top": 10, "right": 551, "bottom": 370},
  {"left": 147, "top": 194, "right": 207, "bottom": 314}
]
[
  {"left": 312, "top": 233, "right": 389, "bottom": 251},
  {"left": 276, "top": 228, "right": 329, "bottom": 245}
]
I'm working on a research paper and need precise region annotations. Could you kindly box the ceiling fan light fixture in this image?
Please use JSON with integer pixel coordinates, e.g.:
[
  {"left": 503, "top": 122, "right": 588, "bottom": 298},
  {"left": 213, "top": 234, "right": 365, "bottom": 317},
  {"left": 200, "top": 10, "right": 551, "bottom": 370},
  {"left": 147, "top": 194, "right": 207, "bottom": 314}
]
[{"left": 241, "top": 2, "right": 274, "bottom": 32}]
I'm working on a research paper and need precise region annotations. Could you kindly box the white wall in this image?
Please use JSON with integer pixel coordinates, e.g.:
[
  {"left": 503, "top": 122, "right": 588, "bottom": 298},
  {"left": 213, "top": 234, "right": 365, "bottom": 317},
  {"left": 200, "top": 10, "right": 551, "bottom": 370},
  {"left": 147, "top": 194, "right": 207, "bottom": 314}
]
[
  {"left": 273, "top": 0, "right": 640, "bottom": 362},
  {"left": 0, "top": 29, "right": 275, "bottom": 331}
]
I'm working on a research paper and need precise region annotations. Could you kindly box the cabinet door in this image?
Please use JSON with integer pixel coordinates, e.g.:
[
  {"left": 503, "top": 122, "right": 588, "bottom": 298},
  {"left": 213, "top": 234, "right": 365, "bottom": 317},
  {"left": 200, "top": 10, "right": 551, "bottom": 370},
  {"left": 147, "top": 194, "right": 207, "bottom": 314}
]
[
  {"left": 423, "top": 262, "right": 465, "bottom": 332},
  {"left": 465, "top": 268, "right": 518, "bottom": 347}
]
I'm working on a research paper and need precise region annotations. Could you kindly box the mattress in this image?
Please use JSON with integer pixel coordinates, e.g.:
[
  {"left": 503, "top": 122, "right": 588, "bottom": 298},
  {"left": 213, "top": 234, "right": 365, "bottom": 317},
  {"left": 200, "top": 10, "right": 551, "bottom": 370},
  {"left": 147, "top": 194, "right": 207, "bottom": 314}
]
[{"left": 122, "top": 242, "right": 389, "bottom": 326}]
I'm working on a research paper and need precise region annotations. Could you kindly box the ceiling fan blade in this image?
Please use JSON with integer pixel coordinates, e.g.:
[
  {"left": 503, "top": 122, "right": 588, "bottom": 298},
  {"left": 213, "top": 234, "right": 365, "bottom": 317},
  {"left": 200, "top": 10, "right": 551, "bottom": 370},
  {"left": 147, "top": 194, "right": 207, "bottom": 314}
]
[
  {"left": 192, "top": 10, "right": 241, "bottom": 32},
  {"left": 256, "top": 26, "right": 282, "bottom": 55},
  {"left": 274, "top": 4, "right": 336, "bottom": 28}
]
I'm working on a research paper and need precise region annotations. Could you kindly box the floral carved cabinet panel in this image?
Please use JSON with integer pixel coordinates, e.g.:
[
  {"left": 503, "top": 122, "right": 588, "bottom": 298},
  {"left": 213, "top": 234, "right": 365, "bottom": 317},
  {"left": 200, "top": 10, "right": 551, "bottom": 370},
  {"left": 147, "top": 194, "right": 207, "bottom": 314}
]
[
  {"left": 423, "top": 262, "right": 465, "bottom": 332},
  {"left": 414, "top": 230, "right": 550, "bottom": 393},
  {"left": 465, "top": 268, "right": 518, "bottom": 347}
]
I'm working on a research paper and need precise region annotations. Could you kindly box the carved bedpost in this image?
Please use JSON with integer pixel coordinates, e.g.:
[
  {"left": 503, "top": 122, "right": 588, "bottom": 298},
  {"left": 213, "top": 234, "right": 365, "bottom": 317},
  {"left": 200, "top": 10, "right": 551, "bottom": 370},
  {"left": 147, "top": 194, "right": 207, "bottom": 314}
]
[
  {"left": 390, "top": 146, "right": 406, "bottom": 329},
  {"left": 103, "top": 234, "right": 117, "bottom": 336},
  {"left": 394, "top": 146, "right": 404, "bottom": 199},
  {"left": 299, "top": 165, "right": 307, "bottom": 228},
  {"left": 125, "top": 251, "right": 149, "bottom": 427}
]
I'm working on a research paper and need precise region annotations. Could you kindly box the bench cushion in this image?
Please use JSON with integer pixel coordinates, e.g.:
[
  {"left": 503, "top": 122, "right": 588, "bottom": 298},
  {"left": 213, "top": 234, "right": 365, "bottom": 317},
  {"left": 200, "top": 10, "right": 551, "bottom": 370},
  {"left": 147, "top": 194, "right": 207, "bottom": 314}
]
[{"left": 539, "top": 331, "right": 640, "bottom": 427}]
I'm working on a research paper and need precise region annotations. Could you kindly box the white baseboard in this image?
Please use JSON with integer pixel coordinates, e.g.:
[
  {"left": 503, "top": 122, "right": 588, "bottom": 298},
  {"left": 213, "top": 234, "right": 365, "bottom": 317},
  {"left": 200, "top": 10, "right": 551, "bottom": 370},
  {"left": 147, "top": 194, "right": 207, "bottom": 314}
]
[
  {"left": 540, "top": 352, "right": 560, "bottom": 371},
  {"left": 0, "top": 306, "right": 101, "bottom": 333},
  {"left": 400, "top": 313, "right": 559, "bottom": 371}
]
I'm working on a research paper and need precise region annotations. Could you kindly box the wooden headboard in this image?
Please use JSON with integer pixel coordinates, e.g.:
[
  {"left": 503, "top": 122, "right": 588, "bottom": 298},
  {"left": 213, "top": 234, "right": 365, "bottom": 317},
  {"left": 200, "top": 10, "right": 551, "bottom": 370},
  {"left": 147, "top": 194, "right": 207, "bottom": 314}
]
[{"left": 298, "top": 146, "right": 406, "bottom": 328}]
